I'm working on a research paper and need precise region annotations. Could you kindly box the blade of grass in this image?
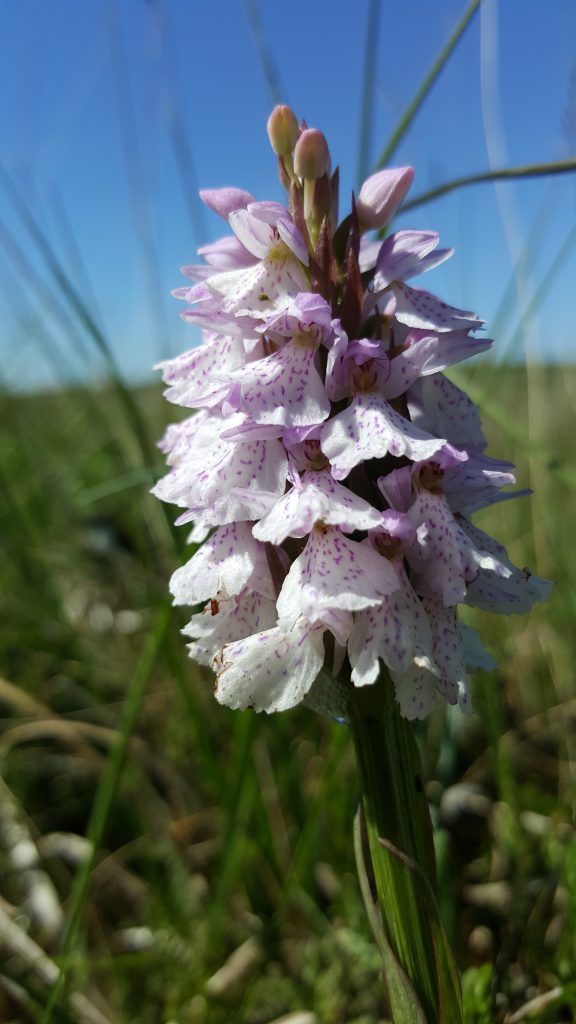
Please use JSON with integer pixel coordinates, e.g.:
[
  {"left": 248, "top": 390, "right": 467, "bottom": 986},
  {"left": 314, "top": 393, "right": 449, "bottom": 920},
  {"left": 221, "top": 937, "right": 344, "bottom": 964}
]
[
  {"left": 153, "top": 2, "right": 208, "bottom": 247},
  {"left": 206, "top": 711, "right": 260, "bottom": 949},
  {"left": 48, "top": 186, "right": 105, "bottom": 330},
  {"left": 0, "top": 165, "right": 155, "bottom": 465},
  {"left": 0, "top": 167, "right": 184, "bottom": 557},
  {"left": 375, "top": 0, "right": 481, "bottom": 169},
  {"left": 104, "top": 0, "right": 172, "bottom": 358},
  {"left": 356, "top": 0, "right": 381, "bottom": 187},
  {"left": 400, "top": 159, "right": 576, "bottom": 212},
  {"left": 241, "top": 0, "right": 287, "bottom": 108},
  {"left": 41, "top": 602, "right": 171, "bottom": 1024}
]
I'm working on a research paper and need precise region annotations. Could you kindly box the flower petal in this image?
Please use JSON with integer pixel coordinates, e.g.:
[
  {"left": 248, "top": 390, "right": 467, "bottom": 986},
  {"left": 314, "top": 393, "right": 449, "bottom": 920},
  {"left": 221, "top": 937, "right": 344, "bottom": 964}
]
[
  {"left": 349, "top": 562, "right": 434, "bottom": 683},
  {"left": 200, "top": 187, "right": 255, "bottom": 219},
  {"left": 170, "top": 523, "right": 274, "bottom": 605},
  {"left": 215, "top": 619, "right": 325, "bottom": 712},
  {"left": 253, "top": 469, "right": 383, "bottom": 543},
  {"left": 392, "top": 281, "right": 485, "bottom": 333},
  {"left": 276, "top": 526, "right": 399, "bottom": 634},
  {"left": 321, "top": 392, "right": 456, "bottom": 480},
  {"left": 220, "top": 343, "right": 330, "bottom": 427},
  {"left": 184, "top": 589, "right": 277, "bottom": 666},
  {"left": 408, "top": 374, "right": 486, "bottom": 449}
]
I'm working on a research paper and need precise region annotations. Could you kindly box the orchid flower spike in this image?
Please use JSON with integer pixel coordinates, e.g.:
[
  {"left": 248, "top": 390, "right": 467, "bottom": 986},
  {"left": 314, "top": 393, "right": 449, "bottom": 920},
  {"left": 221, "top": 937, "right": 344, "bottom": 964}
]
[{"left": 154, "top": 111, "right": 551, "bottom": 723}]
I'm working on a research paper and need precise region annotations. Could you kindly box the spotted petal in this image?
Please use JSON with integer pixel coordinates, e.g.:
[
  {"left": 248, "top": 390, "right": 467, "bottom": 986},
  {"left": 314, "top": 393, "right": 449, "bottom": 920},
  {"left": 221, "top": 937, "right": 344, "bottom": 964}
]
[
  {"left": 153, "top": 413, "right": 288, "bottom": 525},
  {"left": 220, "top": 342, "right": 330, "bottom": 427},
  {"left": 321, "top": 392, "right": 458, "bottom": 480},
  {"left": 170, "top": 523, "right": 274, "bottom": 605},
  {"left": 408, "top": 374, "right": 486, "bottom": 448},
  {"left": 375, "top": 231, "right": 453, "bottom": 289},
  {"left": 390, "top": 660, "right": 440, "bottom": 720},
  {"left": 159, "top": 335, "right": 247, "bottom": 409},
  {"left": 206, "top": 257, "right": 307, "bottom": 321},
  {"left": 392, "top": 281, "right": 484, "bottom": 333},
  {"left": 277, "top": 526, "right": 399, "bottom": 638},
  {"left": 184, "top": 589, "right": 277, "bottom": 666},
  {"left": 253, "top": 469, "right": 383, "bottom": 543},
  {"left": 422, "top": 599, "right": 469, "bottom": 706},
  {"left": 348, "top": 562, "right": 434, "bottom": 684},
  {"left": 406, "top": 491, "right": 511, "bottom": 605},
  {"left": 460, "top": 521, "right": 553, "bottom": 614},
  {"left": 215, "top": 618, "right": 325, "bottom": 712}
]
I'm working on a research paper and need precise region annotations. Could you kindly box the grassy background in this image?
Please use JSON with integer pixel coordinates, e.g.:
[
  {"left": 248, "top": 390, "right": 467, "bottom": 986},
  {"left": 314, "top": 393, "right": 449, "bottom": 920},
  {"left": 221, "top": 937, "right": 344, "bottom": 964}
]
[{"left": 1, "top": 363, "right": 575, "bottom": 1023}]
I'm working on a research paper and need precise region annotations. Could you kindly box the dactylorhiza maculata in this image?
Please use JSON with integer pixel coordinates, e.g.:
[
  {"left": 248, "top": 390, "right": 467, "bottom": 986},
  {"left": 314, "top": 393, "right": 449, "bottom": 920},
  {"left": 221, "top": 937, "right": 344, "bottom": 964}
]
[{"left": 153, "top": 106, "right": 551, "bottom": 722}]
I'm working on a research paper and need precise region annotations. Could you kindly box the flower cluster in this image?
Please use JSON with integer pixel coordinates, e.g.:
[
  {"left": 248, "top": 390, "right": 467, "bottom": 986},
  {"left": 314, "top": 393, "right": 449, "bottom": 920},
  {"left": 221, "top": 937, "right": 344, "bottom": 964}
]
[{"left": 153, "top": 106, "right": 550, "bottom": 720}]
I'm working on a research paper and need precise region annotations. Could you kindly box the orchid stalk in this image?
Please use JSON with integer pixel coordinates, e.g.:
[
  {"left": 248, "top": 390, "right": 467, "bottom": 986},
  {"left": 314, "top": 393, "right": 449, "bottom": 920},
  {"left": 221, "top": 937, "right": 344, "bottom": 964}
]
[{"left": 153, "top": 106, "right": 550, "bottom": 1022}]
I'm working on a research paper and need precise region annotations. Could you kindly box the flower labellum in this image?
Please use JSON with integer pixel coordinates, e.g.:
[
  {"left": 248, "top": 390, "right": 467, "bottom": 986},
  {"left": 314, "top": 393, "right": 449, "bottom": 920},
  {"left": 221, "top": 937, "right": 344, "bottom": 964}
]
[{"left": 154, "top": 104, "right": 551, "bottom": 721}]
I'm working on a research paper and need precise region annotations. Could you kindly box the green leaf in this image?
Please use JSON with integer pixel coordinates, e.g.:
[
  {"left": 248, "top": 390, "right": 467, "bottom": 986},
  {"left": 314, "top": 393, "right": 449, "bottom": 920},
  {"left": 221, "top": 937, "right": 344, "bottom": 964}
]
[
  {"left": 377, "top": 837, "right": 462, "bottom": 1023},
  {"left": 350, "top": 677, "right": 463, "bottom": 1024},
  {"left": 462, "top": 965, "right": 495, "bottom": 1024},
  {"left": 354, "top": 809, "right": 429, "bottom": 1024}
]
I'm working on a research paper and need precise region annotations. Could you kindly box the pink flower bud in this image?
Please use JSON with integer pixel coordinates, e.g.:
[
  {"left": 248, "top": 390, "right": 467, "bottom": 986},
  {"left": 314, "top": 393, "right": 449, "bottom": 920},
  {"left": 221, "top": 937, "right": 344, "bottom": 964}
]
[
  {"left": 267, "top": 105, "right": 300, "bottom": 157},
  {"left": 294, "top": 129, "right": 330, "bottom": 180},
  {"left": 199, "top": 187, "right": 255, "bottom": 219},
  {"left": 356, "top": 167, "right": 414, "bottom": 230}
]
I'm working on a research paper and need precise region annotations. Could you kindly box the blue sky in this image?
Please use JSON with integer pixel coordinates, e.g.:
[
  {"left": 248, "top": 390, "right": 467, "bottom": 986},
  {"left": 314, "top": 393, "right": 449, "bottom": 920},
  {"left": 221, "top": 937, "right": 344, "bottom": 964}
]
[{"left": 1, "top": 0, "right": 576, "bottom": 391}]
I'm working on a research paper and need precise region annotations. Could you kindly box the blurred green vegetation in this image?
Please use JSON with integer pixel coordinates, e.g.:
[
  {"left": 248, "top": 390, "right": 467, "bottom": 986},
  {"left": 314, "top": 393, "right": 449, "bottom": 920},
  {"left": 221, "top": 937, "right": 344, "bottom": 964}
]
[{"left": 0, "top": 364, "right": 575, "bottom": 1023}]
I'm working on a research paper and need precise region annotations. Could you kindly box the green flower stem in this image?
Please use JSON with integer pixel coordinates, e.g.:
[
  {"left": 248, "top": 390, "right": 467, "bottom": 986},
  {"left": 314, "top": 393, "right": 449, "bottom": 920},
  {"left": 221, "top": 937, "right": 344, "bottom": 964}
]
[{"left": 349, "top": 674, "right": 462, "bottom": 1024}]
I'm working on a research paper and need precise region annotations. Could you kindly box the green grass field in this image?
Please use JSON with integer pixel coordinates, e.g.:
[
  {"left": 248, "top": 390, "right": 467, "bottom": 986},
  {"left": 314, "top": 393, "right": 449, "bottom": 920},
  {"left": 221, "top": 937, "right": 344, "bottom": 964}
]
[{"left": 1, "top": 364, "right": 575, "bottom": 1024}]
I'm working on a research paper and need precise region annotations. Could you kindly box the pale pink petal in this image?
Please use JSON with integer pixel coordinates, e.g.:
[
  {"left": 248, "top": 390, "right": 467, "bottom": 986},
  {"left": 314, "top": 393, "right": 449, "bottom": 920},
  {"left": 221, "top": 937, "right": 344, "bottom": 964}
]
[
  {"left": 276, "top": 526, "right": 399, "bottom": 633},
  {"left": 443, "top": 452, "right": 519, "bottom": 514},
  {"left": 200, "top": 187, "right": 255, "bottom": 219},
  {"left": 406, "top": 491, "right": 510, "bottom": 606},
  {"left": 375, "top": 231, "right": 452, "bottom": 289},
  {"left": 392, "top": 281, "right": 484, "bottom": 333},
  {"left": 197, "top": 235, "right": 257, "bottom": 270},
  {"left": 321, "top": 392, "right": 455, "bottom": 480},
  {"left": 276, "top": 218, "right": 309, "bottom": 265},
  {"left": 159, "top": 335, "right": 247, "bottom": 409},
  {"left": 184, "top": 589, "right": 277, "bottom": 666},
  {"left": 214, "top": 619, "right": 325, "bottom": 712},
  {"left": 324, "top": 322, "right": 350, "bottom": 401},
  {"left": 349, "top": 562, "right": 434, "bottom": 684},
  {"left": 153, "top": 411, "right": 288, "bottom": 526},
  {"left": 253, "top": 470, "right": 383, "bottom": 544},
  {"left": 262, "top": 291, "right": 333, "bottom": 340},
  {"left": 359, "top": 237, "right": 382, "bottom": 273},
  {"left": 247, "top": 200, "right": 288, "bottom": 224},
  {"left": 155, "top": 409, "right": 220, "bottom": 464},
  {"left": 383, "top": 334, "right": 492, "bottom": 399},
  {"left": 170, "top": 523, "right": 274, "bottom": 605},
  {"left": 207, "top": 257, "right": 308, "bottom": 321},
  {"left": 408, "top": 375, "right": 486, "bottom": 449},
  {"left": 378, "top": 466, "right": 414, "bottom": 512},
  {"left": 459, "top": 520, "right": 553, "bottom": 614},
  {"left": 356, "top": 167, "right": 414, "bottom": 230},
  {"left": 422, "top": 599, "right": 468, "bottom": 705},
  {"left": 229, "top": 208, "right": 273, "bottom": 258},
  {"left": 220, "top": 343, "right": 330, "bottom": 427},
  {"left": 390, "top": 660, "right": 439, "bottom": 720}
]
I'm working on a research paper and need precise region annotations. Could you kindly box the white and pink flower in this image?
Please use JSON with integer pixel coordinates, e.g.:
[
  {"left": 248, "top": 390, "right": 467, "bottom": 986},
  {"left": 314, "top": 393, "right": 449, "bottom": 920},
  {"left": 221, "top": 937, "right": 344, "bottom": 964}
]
[{"left": 153, "top": 106, "right": 551, "bottom": 721}]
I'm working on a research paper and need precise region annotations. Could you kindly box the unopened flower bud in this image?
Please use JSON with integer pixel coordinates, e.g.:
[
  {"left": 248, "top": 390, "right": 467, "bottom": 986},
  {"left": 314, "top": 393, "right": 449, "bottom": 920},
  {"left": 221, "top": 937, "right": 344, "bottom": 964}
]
[
  {"left": 267, "top": 105, "right": 300, "bottom": 158},
  {"left": 294, "top": 129, "right": 330, "bottom": 180},
  {"left": 356, "top": 167, "right": 414, "bottom": 230}
]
